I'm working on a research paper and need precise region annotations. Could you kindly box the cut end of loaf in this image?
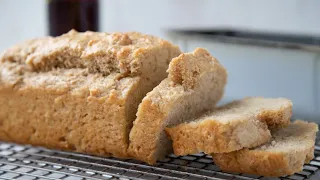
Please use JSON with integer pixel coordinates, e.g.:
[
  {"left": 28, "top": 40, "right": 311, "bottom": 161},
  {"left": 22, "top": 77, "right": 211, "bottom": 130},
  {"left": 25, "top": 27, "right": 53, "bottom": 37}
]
[
  {"left": 167, "top": 48, "right": 227, "bottom": 90},
  {"left": 128, "top": 48, "right": 228, "bottom": 164}
]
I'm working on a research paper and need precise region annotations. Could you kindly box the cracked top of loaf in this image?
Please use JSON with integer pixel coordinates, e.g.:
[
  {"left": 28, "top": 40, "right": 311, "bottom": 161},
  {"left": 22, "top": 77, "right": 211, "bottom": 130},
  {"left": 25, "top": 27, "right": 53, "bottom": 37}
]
[
  {"left": 0, "top": 30, "right": 181, "bottom": 97},
  {"left": 0, "top": 30, "right": 179, "bottom": 77}
]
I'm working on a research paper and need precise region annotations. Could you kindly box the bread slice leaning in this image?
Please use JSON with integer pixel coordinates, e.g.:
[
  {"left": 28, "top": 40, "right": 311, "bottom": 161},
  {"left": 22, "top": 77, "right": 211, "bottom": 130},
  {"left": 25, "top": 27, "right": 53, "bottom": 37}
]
[
  {"left": 128, "top": 48, "right": 227, "bottom": 164},
  {"left": 213, "top": 120, "right": 319, "bottom": 177},
  {"left": 166, "top": 97, "right": 292, "bottom": 156}
]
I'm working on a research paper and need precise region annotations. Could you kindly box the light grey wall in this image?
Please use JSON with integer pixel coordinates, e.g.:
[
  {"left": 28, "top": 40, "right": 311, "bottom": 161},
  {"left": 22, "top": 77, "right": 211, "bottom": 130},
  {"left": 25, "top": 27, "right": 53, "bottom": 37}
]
[
  {"left": 0, "top": 0, "right": 47, "bottom": 52},
  {"left": 2, "top": 0, "right": 320, "bottom": 52},
  {"left": 99, "top": 0, "right": 320, "bottom": 36}
]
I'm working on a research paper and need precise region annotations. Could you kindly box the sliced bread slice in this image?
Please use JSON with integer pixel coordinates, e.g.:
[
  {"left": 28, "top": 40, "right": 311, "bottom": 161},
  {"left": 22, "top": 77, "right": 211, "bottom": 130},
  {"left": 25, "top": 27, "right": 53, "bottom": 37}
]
[
  {"left": 212, "top": 120, "right": 318, "bottom": 177},
  {"left": 166, "top": 97, "right": 292, "bottom": 155},
  {"left": 128, "top": 48, "right": 227, "bottom": 164}
]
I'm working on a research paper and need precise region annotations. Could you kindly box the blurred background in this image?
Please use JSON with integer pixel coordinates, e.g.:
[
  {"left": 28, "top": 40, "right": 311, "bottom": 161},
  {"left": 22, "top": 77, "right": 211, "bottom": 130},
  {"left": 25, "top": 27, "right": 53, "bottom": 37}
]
[{"left": 0, "top": 0, "right": 319, "bottom": 122}]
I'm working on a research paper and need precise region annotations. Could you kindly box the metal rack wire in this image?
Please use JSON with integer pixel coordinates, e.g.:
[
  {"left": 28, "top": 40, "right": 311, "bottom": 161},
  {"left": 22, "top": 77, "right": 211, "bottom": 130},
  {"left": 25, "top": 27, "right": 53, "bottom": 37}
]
[{"left": 0, "top": 140, "right": 319, "bottom": 180}]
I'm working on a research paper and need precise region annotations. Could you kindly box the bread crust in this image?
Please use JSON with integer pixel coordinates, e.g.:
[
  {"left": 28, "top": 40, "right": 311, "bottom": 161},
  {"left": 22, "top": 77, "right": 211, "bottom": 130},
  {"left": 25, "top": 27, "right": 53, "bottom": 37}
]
[
  {"left": 166, "top": 97, "right": 292, "bottom": 155},
  {"left": 213, "top": 149, "right": 295, "bottom": 177},
  {"left": 0, "top": 30, "right": 181, "bottom": 78},
  {"left": 166, "top": 117, "right": 271, "bottom": 156},
  {"left": 212, "top": 120, "right": 318, "bottom": 177},
  {"left": 0, "top": 69, "right": 134, "bottom": 157},
  {"left": 258, "top": 105, "right": 292, "bottom": 128},
  {"left": 127, "top": 97, "right": 169, "bottom": 163}
]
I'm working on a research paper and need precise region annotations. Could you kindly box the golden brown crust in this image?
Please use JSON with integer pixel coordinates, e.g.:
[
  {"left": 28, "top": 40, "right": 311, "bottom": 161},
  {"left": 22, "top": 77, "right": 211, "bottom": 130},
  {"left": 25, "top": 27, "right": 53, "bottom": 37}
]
[
  {"left": 213, "top": 143, "right": 315, "bottom": 177},
  {"left": 166, "top": 97, "right": 292, "bottom": 155},
  {"left": 257, "top": 105, "right": 292, "bottom": 129},
  {"left": 0, "top": 30, "right": 180, "bottom": 77},
  {"left": 212, "top": 120, "right": 318, "bottom": 177},
  {"left": 127, "top": 79, "right": 189, "bottom": 164},
  {"left": 0, "top": 66, "right": 139, "bottom": 157},
  {"left": 168, "top": 48, "right": 224, "bottom": 89},
  {"left": 213, "top": 150, "right": 291, "bottom": 177},
  {"left": 166, "top": 117, "right": 270, "bottom": 155},
  {"left": 128, "top": 99, "right": 167, "bottom": 164}
]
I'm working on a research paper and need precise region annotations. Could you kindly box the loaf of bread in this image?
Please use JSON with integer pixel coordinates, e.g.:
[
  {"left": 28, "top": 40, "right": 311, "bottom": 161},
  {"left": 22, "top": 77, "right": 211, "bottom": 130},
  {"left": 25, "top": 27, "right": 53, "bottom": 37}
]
[
  {"left": 0, "top": 30, "right": 181, "bottom": 158},
  {"left": 166, "top": 97, "right": 292, "bottom": 156},
  {"left": 213, "top": 120, "right": 318, "bottom": 177},
  {"left": 128, "top": 48, "right": 227, "bottom": 164}
]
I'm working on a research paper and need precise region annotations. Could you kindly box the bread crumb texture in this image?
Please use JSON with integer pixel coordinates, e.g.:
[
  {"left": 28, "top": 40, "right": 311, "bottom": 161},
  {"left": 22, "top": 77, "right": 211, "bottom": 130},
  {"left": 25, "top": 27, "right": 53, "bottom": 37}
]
[
  {"left": 1, "top": 30, "right": 180, "bottom": 77},
  {"left": 128, "top": 48, "right": 227, "bottom": 164},
  {"left": 0, "top": 30, "right": 181, "bottom": 158},
  {"left": 212, "top": 120, "right": 319, "bottom": 177},
  {"left": 166, "top": 97, "right": 292, "bottom": 155}
]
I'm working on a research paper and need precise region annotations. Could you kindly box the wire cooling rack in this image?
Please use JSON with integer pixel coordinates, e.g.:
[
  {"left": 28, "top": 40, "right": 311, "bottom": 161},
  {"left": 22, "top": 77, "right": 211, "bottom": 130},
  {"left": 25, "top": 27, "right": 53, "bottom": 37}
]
[{"left": 0, "top": 140, "right": 319, "bottom": 180}]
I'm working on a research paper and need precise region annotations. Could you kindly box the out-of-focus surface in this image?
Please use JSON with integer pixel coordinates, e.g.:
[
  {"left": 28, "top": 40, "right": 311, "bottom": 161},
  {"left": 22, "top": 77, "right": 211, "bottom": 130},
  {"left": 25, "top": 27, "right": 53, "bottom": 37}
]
[
  {"left": 0, "top": 0, "right": 47, "bottom": 52},
  {"left": 2, "top": 0, "right": 320, "bottom": 50},
  {"left": 0, "top": 0, "right": 319, "bottom": 122},
  {"left": 98, "top": 0, "right": 320, "bottom": 37}
]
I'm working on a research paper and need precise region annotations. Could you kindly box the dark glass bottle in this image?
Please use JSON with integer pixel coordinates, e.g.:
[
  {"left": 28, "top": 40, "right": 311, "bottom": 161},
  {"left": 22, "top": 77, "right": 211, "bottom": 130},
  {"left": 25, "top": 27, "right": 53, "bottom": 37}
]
[{"left": 48, "top": 0, "right": 99, "bottom": 36}]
